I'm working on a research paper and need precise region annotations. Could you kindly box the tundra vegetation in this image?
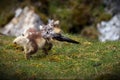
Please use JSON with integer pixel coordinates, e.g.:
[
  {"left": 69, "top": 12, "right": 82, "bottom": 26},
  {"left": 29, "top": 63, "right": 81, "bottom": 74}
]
[{"left": 0, "top": 34, "right": 120, "bottom": 80}]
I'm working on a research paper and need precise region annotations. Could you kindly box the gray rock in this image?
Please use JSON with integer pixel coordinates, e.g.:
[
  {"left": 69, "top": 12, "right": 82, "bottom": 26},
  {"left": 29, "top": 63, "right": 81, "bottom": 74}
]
[
  {"left": 0, "top": 6, "right": 43, "bottom": 37},
  {"left": 97, "top": 14, "right": 120, "bottom": 42}
]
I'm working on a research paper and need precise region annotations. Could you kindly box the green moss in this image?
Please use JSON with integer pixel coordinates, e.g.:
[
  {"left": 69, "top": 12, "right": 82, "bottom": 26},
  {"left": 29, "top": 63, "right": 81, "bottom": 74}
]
[
  {"left": 81, "top": 26, "right": 98, "bottom": 39},
  {"left": 0, "top": 34, "right": 120, "bottom": 80},
  {"left": 0, "top": 13, "right": 14, "bottom": 27},
  {"left": 98, "top": 13, "right": 112, "bottom": 22}
]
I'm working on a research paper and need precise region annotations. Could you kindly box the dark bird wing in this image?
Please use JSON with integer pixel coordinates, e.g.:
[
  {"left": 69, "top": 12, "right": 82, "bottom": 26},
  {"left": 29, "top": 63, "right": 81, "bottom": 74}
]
[{"left": 52, "top": 33, "right": 79, "bottom": 44}]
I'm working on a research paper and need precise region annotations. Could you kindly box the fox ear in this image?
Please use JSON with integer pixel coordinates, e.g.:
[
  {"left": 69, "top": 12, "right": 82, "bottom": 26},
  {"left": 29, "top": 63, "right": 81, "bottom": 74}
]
[
  {"left": 48, "top": 19, "right": 54, "bottom": 24},
  {"left": 54, "top": 20, "right": 59, "bottom": 25},
  {"left": 48, "top": 19, "right": 51, "bottom": 23}
]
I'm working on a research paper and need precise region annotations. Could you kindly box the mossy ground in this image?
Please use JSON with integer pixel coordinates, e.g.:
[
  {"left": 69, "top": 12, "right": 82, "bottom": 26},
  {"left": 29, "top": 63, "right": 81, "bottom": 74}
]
[{"left": 0, "top": 34, "right": 120, "bottom": 80}]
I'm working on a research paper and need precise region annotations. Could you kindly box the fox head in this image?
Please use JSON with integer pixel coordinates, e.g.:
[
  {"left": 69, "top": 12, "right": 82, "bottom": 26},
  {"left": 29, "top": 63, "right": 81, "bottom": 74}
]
[
  {"left": 48, "top": 19, "right": 61, "bottom": 34},
  {"left": 13, "top": 35, "right": 29, "bottom": 46}
]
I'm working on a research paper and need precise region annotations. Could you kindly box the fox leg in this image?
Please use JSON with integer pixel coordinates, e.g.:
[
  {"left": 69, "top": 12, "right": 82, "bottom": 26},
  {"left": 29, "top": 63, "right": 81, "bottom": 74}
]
[
  {"left": 23, "top": 46, "right": 30, "bottom": 59},
  {"left": 42, "top": 41, "right": 53, "bottom": 55},
  {"left": 42, "top": 46, "right": 49, "bottom": 55},
  {"left": 24, "top": 46, "right": 27, "bottom": 54},
  {"left": 23, "top": 46, "right": 28, "bottom": 59},
  {"left": 25, "top": 46, "right": 35, "bottom": 59},
  {"left": 47, "top": 42, "right": 53, "bottom": 51}
]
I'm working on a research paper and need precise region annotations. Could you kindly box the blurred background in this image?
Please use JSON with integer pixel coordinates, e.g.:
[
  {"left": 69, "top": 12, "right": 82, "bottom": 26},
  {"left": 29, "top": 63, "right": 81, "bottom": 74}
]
[
  {"left": 0, "top": 0, "right": 120, "bottom": 39},
  {"left": 1, "top": 1, "right": 120, "bottom": 79}
]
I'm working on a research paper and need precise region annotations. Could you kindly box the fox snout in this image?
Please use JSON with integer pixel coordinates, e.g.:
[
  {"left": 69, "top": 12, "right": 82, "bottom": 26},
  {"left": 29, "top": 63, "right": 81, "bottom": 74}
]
[{"left": 13, "top": 41, "right": 17, "bottom": 44}]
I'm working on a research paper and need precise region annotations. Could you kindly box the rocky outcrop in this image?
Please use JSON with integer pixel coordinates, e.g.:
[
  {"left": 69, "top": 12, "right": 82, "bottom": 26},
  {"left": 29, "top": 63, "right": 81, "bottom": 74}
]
[
  {"left": 103, "top": 0, "right": 120, "bottom": 15},
  {"left": 97, "top": 0, "right": 120, "bottom": 42},
  {"left": 97, "top": 14, "right": 120, "bottom": 42},
  {"left": 0, "top": 6, "right": 43, "bottom": 36}
]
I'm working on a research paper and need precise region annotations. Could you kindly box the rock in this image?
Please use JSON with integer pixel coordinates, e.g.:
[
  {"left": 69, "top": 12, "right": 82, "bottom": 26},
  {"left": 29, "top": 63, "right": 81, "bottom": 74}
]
[
  {"left": 103, "top": 0, "right": 120, "bottom": 15},
  {"left": 15, "top": 8, "right": 22, "bottom": 17},
  {"left": 0, "top": 6, "right": 43, "bottom": 37},
  {"left": 97, "top": 14, "right": 120, "bottom": 42}
]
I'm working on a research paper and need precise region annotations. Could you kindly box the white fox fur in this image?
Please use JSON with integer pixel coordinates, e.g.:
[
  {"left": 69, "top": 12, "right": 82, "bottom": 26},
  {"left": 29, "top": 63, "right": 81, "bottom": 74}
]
[{"left": 13, "top": 32, "right": 52, "bottom": 59}]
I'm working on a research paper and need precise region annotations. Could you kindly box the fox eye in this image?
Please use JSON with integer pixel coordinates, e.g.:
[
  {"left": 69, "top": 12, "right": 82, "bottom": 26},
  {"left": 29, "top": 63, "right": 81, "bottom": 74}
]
[{"left": 22, "top": 34, "right": 24, "bottom": 36}]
